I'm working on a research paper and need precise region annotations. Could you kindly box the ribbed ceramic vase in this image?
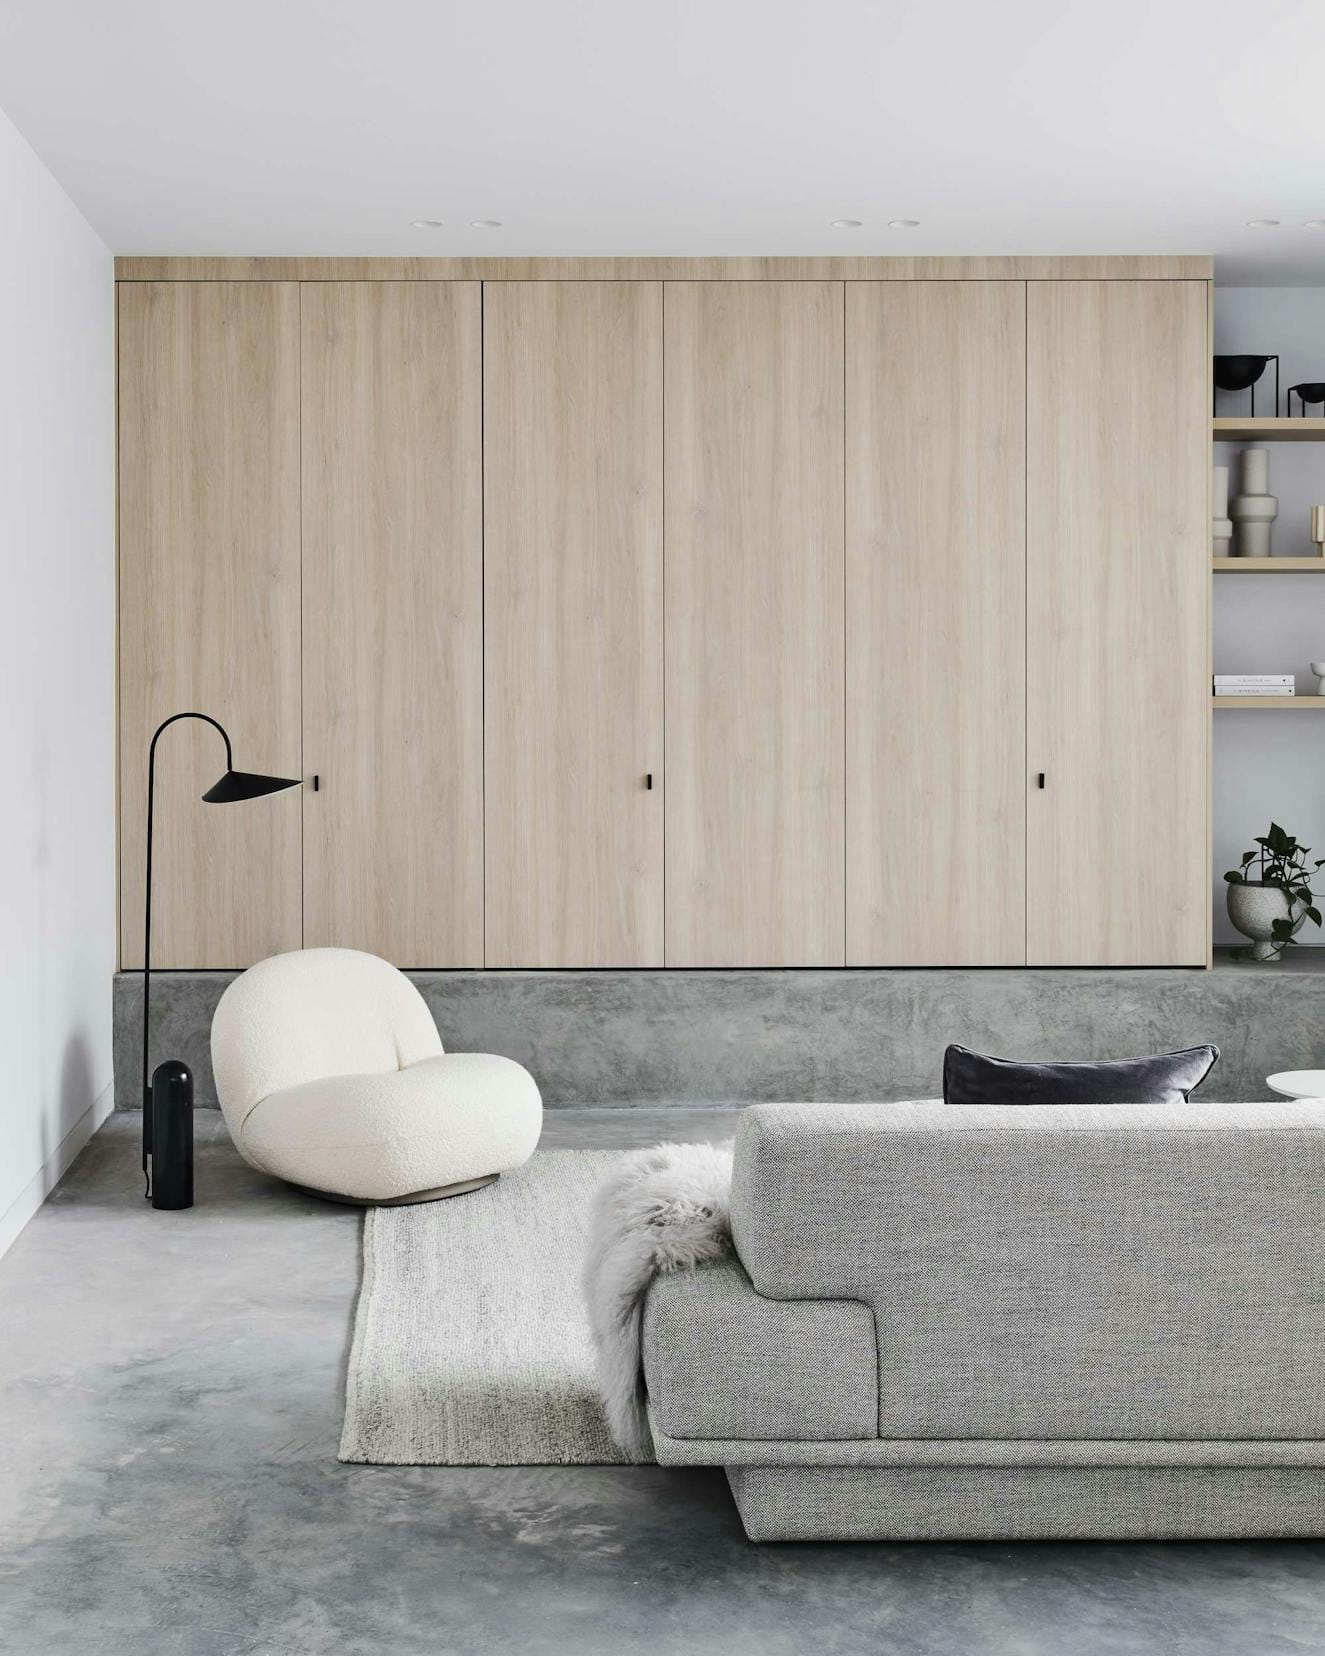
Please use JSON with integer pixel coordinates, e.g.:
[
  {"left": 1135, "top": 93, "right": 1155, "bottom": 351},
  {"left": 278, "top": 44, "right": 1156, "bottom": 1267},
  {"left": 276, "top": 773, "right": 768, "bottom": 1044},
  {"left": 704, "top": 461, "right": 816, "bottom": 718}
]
[
  {"left": 1212, "top": 465, "right": 1232, "bottom": 556},
  {"left": 1229, "top": 448, "right": 1278, "bottom": 558}
]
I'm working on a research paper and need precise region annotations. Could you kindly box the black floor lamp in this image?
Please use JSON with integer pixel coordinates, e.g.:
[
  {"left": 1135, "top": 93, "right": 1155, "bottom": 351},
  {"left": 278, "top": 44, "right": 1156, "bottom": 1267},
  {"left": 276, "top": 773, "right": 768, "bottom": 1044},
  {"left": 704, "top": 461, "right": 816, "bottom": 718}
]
[{"left": 143, "top": 712, "right": 300, "bottom": 1210}]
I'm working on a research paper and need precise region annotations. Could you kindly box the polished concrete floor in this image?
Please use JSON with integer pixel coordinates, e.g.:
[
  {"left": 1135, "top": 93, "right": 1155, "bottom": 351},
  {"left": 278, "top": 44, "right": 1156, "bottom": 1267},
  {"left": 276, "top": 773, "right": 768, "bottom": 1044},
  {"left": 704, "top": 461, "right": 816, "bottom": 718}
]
[{"left": 4, "top": 1111, "right": 1325, "bottom": 1656}]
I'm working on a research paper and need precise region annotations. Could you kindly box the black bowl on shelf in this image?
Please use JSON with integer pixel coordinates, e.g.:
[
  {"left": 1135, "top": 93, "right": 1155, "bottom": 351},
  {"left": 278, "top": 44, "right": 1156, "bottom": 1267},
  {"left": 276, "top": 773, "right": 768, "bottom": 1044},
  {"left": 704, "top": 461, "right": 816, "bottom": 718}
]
[
  {"left": 1213, "top": 353, "right": 1278, "bottom": 416},
  {"left": 1288, "top": 381, "right": 1325, "bottom": 415},
  {"left": 1213, "top": 355, "right": 1271, "bottom": 392}
]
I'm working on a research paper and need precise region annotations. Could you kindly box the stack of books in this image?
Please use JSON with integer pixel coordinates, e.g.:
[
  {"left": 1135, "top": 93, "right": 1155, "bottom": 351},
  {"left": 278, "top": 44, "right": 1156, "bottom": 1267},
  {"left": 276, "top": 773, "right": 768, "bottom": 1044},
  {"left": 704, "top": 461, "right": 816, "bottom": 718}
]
[{"left": 1213, "top": 674, "right": 1295, "bottom": 697}]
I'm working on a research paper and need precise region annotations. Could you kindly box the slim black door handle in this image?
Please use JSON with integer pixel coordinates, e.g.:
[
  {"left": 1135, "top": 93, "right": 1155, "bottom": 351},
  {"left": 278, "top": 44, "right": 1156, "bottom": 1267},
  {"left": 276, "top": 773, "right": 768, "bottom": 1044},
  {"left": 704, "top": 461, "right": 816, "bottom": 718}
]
[
  {"left": 1037, "top": 773, "right": 1045, "bottom": 789},
  {"left": 646, "top": 772, "right": 654, "bottom": 790}
]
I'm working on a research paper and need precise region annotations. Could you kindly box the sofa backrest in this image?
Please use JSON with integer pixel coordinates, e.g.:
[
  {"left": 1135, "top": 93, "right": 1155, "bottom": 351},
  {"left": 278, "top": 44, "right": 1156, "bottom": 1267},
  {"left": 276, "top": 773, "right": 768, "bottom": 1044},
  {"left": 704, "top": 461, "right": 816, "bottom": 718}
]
[{"left": 731, "top": 1100, "right": 1325, "bottom": 1442}]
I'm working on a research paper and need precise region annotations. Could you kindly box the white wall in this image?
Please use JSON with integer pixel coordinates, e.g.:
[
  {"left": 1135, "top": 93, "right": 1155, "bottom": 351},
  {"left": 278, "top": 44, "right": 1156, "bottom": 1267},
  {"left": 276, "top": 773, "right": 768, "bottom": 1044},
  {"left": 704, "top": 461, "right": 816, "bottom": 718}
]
[
  {"left": 1213, "top": 288, "right": 1325, "bottom": 945},
  {"left": 0, "top": 106, "right": 114, "bottom": 1257}
]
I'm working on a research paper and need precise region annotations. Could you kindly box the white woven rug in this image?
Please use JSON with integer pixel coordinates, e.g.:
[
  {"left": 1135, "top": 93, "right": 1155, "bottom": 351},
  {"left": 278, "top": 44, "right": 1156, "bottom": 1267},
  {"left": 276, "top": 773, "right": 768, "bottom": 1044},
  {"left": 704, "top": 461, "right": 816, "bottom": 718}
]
[{"left": 340, "top": 1148, "right": 651, "bottom": 1466}]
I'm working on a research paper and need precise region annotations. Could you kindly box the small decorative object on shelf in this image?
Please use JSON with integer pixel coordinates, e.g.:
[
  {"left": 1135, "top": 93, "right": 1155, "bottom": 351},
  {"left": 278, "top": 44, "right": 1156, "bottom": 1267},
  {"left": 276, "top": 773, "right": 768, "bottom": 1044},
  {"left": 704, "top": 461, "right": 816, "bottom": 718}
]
[
  {"left": 1287, "top": 382, "right": 1325, "bottom": 418},
  {"left": 1229, "top": 447, "right": 1279, "bottom": 556},
  {"left": 1224, "top": 822, "right": 1324, "bottom": 962},
  {"left": 1213, "top": 353, "right": 1278, "bottom": 416},
  {"left": 1312, "top": 660, "right": 1325, "bottom": 696},
  {"left": 1312, "top": 506, "right": 1325, "bottom": 558},
  {"left": 1212, "top": 465, "right": 1232, "bottom": 556}
]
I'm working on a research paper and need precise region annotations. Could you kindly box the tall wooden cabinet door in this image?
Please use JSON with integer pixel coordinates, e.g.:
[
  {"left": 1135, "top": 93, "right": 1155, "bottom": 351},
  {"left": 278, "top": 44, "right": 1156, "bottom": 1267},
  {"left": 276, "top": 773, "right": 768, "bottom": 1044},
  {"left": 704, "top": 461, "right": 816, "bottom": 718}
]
[
  {"left": 1027, "top": 280, "right": 1208, "bottom": 965},
  {"left": 301, "top": 282, "right": 483, "bottom": 966},
  {"left": 118, "top": 282, "right": 302, "bottom": 969},
  {"left": 483, "top": 282, "right": 663, "bottom": 967},
  {"left": 846, "top": 282, "right": 1026, "bottom": 966},
  {"left": 665, "top": 282, "right": 845, "bottom": 966}
]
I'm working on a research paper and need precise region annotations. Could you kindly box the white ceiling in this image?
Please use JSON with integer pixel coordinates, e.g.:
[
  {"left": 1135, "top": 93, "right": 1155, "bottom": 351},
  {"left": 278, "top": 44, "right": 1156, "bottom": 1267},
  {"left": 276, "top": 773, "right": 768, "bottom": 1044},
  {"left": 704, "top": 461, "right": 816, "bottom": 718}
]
[{"left": 2, "top": 0, "right": 1324, "bottom": 282}]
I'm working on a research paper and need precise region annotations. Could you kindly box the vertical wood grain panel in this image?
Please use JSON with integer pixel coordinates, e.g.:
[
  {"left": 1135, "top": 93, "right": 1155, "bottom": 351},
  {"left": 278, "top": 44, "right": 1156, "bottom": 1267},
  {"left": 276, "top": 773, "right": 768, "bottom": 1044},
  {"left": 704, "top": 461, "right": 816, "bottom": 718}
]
[
  {"left": 118, "top": 282, "right": 302, "bottom": 969},
  {"left": 483, "top": 282, "right": 664, "bottom": 966},
  {"left": 1027, "top": 280, "right": 1208, "bottom": 965},
  {"left": 664, "top": 282, "right": 845, "bottom": 966},
  {"left": 846, "top": 282, "right": 1026, "bottom": 965},
  {"left": 301, "top": 282, "right": 483, "bottom": 965}
]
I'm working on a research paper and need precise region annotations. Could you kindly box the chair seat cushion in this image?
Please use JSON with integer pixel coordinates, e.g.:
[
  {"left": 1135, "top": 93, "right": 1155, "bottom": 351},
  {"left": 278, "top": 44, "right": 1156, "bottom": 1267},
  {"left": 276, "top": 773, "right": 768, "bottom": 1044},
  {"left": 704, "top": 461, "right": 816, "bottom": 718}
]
[{"left": 239, "top": 1051, "right": 542, "bottom": 1201}]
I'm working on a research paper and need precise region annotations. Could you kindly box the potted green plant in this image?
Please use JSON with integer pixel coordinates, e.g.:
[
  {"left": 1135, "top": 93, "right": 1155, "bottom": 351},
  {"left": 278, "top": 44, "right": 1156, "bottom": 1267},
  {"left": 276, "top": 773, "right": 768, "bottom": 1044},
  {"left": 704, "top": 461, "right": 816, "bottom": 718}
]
[{"left": 1224, "top": 822, "right": 1325, "bottom": 961}]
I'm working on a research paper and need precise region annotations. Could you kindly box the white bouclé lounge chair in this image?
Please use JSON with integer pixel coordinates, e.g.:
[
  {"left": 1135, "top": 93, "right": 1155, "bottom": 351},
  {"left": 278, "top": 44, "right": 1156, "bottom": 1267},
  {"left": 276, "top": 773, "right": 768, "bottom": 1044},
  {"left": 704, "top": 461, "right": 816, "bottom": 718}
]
[{"left": 211, "top": 948, "right": 542, "bottom": 1204}]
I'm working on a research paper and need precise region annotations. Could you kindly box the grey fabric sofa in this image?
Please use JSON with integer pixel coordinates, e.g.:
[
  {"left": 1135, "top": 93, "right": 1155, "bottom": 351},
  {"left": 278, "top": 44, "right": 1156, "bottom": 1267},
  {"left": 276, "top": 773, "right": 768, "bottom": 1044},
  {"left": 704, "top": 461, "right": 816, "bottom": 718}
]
[{"left": 641, "top": 1099, "right": 1325, "bottom": 1542}]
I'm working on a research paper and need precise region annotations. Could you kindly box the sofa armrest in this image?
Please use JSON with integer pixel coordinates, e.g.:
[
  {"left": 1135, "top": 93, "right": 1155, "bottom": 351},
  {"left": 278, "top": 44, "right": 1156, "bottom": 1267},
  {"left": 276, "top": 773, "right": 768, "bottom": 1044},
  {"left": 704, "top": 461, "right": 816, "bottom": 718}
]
[{"left": 641, "top": 1254, "right": 877, "bottom": 1446}]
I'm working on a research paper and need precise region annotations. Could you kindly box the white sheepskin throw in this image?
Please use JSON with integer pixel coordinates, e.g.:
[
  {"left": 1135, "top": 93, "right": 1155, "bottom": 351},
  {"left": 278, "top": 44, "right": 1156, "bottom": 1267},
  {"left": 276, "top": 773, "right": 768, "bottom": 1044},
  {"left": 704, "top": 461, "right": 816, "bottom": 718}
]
[{"left": 582, "top": 1140, "right": 734, "bottom": 1457}]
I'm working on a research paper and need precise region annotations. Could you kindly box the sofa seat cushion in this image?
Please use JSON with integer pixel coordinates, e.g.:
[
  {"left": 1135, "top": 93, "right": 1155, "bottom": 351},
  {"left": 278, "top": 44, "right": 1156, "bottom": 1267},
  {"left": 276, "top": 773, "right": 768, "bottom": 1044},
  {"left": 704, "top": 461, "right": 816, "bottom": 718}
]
[
  {"left": 642, "top": 1254, "right": 877, "bottom": 1443},
  {"left": 239, "top": 1051, "right": 542, "bottom": 1201}
]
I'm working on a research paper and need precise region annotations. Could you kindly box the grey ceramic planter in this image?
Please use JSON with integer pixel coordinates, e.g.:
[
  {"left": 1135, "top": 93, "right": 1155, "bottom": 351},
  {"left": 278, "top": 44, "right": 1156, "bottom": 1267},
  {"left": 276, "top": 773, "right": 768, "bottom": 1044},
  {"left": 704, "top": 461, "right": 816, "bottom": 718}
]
[{"left": 1227, "top": 880, "right": 1301, "bottom": 962}]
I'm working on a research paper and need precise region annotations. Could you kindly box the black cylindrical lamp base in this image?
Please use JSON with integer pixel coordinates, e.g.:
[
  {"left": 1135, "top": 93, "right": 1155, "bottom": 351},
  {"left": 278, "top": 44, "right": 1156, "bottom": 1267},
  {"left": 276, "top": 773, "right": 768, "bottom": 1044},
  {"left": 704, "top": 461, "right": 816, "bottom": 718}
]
[{"left": 150, "top": 1060, "right": 194, "bottom": 1211}]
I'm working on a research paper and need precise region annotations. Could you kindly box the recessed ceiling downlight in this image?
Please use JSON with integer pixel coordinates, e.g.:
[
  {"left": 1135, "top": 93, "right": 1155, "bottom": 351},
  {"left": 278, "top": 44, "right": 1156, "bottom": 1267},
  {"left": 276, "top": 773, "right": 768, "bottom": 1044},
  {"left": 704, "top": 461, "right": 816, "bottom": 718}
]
[
  {"left": 888, "top": 219, "right": 920, "bottom": 229},
  {"left": 470, "top": 219, "right": 503, "bottom": 229},
  {"left": 830, "top": 218, "right": 863, "bottom": 229},
  {"left": 1305, "top": 220, "right": 1325, "bottom": 230},
  {"left": 410, "top": 219, "right": 445, "bottom": 229},
  {"left": 1245, "top": 219, "right": 1280, "bottom": 228}
]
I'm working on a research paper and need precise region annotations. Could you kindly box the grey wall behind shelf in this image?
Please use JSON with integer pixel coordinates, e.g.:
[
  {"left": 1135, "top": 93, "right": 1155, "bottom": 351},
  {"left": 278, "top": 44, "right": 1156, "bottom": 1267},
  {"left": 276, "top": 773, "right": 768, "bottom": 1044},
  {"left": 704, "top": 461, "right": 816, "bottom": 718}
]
[
  {"left": 115, "top": 961, "right": 1325, "bottom": 1112},
  {"left": 1214, "top": 286, "right": 1325, "bottom": 946}
]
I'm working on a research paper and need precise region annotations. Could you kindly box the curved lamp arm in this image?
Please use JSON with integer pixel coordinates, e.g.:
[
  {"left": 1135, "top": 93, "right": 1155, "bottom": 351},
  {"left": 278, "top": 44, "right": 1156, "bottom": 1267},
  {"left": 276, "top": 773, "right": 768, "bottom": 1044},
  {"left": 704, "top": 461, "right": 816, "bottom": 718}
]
[{"left": 142, "top": 715, "right": 233, "bottom": 1185}]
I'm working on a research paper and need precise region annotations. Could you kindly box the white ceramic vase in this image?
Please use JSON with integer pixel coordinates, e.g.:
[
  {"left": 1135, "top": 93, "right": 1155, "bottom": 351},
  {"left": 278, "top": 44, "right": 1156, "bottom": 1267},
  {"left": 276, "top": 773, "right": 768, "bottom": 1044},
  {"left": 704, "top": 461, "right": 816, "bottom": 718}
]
[
  {"left": 1229, "top": 448, "right": 1278, "bottom": 558},
  {"left": 1227, "top": 880, "right": 1301, "bottom": 962},
  {"left": 1212, "top": 465, "right": 1232, "bottom": 557}
]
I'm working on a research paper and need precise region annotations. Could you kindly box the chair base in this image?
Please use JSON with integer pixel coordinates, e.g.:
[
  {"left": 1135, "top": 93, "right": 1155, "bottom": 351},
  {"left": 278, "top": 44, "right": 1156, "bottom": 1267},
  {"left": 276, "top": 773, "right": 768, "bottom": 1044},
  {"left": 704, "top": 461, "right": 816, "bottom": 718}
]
[{"left": 290, "top": 1172, "right": 500, "bottom": 1207}]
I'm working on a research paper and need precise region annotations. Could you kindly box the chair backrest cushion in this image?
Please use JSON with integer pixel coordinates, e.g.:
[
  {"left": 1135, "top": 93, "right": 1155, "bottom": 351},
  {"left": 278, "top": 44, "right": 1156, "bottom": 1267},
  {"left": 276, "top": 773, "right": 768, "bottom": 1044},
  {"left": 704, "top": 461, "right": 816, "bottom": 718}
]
[{"left": 211, "top": 948, "right": 443, "bottom": 1135}]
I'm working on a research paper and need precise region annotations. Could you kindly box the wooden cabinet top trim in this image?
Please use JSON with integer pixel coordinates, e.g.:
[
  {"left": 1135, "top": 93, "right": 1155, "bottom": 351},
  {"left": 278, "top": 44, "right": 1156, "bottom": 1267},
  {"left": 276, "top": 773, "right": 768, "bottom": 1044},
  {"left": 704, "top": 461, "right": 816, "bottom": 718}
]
[{"left": 116, "top": 254, "right": 1213, "bottom": 283}]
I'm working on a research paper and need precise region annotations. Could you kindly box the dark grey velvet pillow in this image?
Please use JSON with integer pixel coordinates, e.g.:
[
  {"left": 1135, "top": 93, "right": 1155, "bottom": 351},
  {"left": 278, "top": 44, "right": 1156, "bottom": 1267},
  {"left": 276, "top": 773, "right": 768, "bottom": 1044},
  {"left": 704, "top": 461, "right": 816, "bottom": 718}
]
[{"left": 942, "top": 1043, "right": 1219, "bottom": 1107}]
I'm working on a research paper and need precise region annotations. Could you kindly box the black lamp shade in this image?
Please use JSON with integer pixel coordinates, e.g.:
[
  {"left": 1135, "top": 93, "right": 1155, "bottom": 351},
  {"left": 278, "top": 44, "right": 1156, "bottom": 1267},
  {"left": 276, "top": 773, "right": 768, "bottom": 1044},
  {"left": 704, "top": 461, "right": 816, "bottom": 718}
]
[{"left": 202, "top": 768, "right": 301, "bottom": 804}]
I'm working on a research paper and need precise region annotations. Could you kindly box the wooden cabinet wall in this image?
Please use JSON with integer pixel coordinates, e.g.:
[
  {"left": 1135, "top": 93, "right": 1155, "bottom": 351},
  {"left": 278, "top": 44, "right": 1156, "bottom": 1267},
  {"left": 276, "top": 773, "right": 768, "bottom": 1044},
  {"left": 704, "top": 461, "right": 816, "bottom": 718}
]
[
  {"left": 664, "top": 283, "right": 845, "bottom": 967},
  {"left": 301, "top": 281, "right": 484, "bottom": 967},
  {"left": 483, "top": 282, "right": 664, "bottom": 967},
  {"left": 846, "top": 281, "right": 1027, "bottom": 966},
  {"left": 118, "top": 282, "right": 303, "bottom": 969},
  {"left": 1026, "top": 280, "right": 1209, "bottom": 965},
  {"left": 117, "top": 263, "right": 1211, "bottom": 971}
]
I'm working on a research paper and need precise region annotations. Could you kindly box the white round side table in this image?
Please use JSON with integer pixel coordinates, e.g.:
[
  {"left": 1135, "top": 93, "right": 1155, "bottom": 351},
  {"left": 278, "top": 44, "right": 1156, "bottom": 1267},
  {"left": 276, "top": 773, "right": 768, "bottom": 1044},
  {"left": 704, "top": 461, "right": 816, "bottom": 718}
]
[{"left": 1267, "top": 1070, "right": 1325, "bottom": 1099}]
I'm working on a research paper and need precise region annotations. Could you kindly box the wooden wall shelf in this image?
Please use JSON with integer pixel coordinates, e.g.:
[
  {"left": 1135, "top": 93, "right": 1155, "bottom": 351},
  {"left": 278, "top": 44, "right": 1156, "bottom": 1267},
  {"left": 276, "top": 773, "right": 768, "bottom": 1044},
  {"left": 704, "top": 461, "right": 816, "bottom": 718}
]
[
  {"left": 1212, "top": 696, "right": 1324, "bottom": 709},
  {"left": 1213, "top": 417, "right": 1325, "bottom": 441},
  {"left": 1213, "top": 557, "right": 1325, "bottom": 572}
]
